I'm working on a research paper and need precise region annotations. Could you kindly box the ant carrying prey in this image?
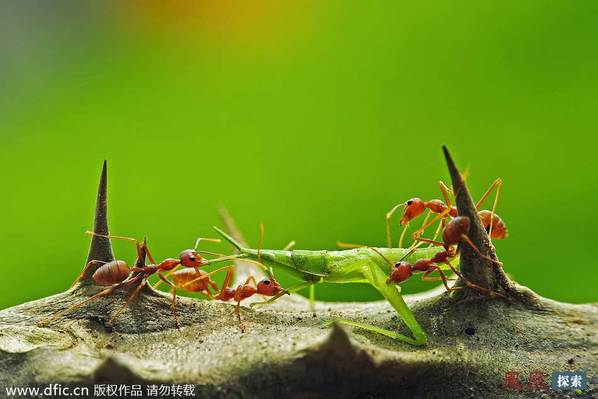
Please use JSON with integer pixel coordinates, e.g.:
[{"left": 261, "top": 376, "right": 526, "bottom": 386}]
[
  {"left": 162, "top": 224, "right": 288, "bottom": 332},
  {"left": 384, "top": 215, "right": 505, "bottom": 298}
]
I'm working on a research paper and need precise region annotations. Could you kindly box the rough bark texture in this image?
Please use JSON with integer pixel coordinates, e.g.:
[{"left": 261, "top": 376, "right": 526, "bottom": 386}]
[{"left": 0, "top": 151, "right": 595, "bottom": 399}]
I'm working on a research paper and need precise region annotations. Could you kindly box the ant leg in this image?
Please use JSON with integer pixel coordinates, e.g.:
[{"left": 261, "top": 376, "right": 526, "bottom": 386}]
[
  {"left": 410, "top": 209, "right": 435, "bottom": 241},
  {"left": 70, "top": 260, "right": 107, "bottom": 288},
  {"left": 386, "top": 203, "right": 405, "bottom": 249},
  {"left": 154, "top": 253, "right": 239, "bottom": 289},
  {"left": 428, "top": 217, "right": 445, "bottom": 247},
  {"left": 106, "top": 278, "right": 148, "bottom": 327},
  {"left": 309, "top": 284, "right": 316, "bottom": 315},
  {"left": 475, "top": 178, "right": 502, "bottom": 210},
  {"left": 235, "top": 300, "right": 245, "bottom": 333},
  {"left": 443, "top": 261, "right": 506, "bottom": 299},
  {"left": 459, "top": 234, "right": 502, "bottom": 267},
  {"left": 414, "top": 237, "right": 445, "bottom": 248},
  {"left": 85, "top": 232, "right": 143, "bottom": 257},
  {"left": 157, "top": 273, "right": 180, "bottom": 329},
  {"left": 257, "top": 223, "right": 265, "bottom": 265},
  {"left": 38, "top": 276, "right": 141, "bottom": 327},
  {"left": 398, "top": 222, "right": 409, "bottom": 248},
  {"left": 85, "top": 232, "right": 159, "bottom": 266},
  {"left": 244, "top": 275, "right": 258, "bottom": 286},
  {"left": 153, "top": 267, "right": 180, "bottom": 289},
  {"left": 231, "top": 276, "right": 263, "bottom": 333},
  {"left": 488, "top": 179, "right": 502, "bottom": 240},
  {"left": 179, "top": 265, "right": 233, "bottom": 289},
  {"left": 208, "top": 278, "right": 219, "bottom": 292},
  {"left": 411, "top": 208, "right": 452, "bottom": 241},
  {"left": 439, "top": 180, "right": 453, "bottom": 207},
  {"left": 474, "top": 178, "right": 503, "bottom": 241},
  {"left": 215, "top": 268, "right": 235, "bottom": 300},
  {"left": 201, "top": 290, "right": 215, "bottom": 300},
  {"left": 421, "top": 267, "right": 460, "bottom": 292},
  {"left": 142, "top": 242, "right": 157, "bottom": 265}
]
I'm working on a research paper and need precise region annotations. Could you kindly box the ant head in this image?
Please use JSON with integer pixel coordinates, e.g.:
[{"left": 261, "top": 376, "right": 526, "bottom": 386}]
[
  {"left": 387, "top": 261, "right": 412, "bottom": 284},
  {"left": 401, "top": 198, "right": 425, "bottom": 225},
  {"left": 256, "top": 277, "right": 283, "bottom": 296},
  {"left": 179, "top": 249, "right": 204, "bottom": 267}
]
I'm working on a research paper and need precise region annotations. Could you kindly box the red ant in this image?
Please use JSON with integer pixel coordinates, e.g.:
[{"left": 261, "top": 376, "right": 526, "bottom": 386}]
[
  {"left": 38, "top": 233, "right": 231, "bottom": 328},
  {"left": 159, "top": 264, "right": 285, "bottom": 333},
  {"left": 215, "top": 267, "right": 285, "bottom": 332},
  {"left": 168, "top": 224, "right": 288, "bottom": 332},
  {"left": 382, "top": 216, "right": 504, "bottom": 297},
  {"left": 386, "top": 178, "right": 507, "bottom": 248}
]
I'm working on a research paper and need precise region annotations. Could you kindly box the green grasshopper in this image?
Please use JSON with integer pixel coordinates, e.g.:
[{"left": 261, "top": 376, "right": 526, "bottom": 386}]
[{"left": 213, "top": 226, "right": 459, "bottom": 346}]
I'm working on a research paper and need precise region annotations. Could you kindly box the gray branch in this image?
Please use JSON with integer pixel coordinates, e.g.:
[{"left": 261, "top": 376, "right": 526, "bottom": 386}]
[{"left": 0, "top": 154, "right": 595, "bottom": 399}]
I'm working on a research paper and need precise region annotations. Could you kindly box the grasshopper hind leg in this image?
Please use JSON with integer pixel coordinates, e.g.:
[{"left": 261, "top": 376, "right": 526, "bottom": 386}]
[
  {"left": 322, "top": 263, "right": 427, "bottom": 346},
  {"left": 322, "top": 319, "right": 423, "bottom": 344}
]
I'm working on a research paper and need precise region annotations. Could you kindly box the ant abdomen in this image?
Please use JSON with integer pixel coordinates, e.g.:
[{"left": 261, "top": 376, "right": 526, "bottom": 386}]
[
  {"left": 171, "top": 268, "right": 214, "bottom": 292},
  {"left": 478, "top": 210, "right": 508, "bottom": 239},
  {"left": 92, "top": 260, "right": 130, "bottom": 286}
]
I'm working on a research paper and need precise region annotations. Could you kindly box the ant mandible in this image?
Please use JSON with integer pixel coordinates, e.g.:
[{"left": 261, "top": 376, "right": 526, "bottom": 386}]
[{"left": 38, "top": 233, "right": 229, "bottom": 329}]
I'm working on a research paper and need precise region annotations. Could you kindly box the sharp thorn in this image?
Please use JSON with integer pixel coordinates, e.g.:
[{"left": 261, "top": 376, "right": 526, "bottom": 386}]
[{"left": 80, "top": 161, "right": 115, "bottom": 283}]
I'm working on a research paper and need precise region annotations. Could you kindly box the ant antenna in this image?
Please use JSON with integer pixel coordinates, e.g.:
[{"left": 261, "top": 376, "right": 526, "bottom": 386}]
[
  {"left": 254, "top": 223, "right": 274, "bottom": 279},
  {"left": 397, "top": 244, "right": 422, "bottom": 263},
  {"left": 193, "top": 237, "right": 221, "bottom": 250},
  {"left": 386, "top": 202, "right": 406, "bottom": 248},
  {"left": 368, "top": 247, "right": 394, "bottom": 267},
  {"left": 257, "top": 223, "right": 265, "bottom": 265}
]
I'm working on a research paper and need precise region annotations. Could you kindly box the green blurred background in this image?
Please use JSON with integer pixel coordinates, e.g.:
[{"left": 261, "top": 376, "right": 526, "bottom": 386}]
[{"left": 1, "top": 1, "right": 597, "bottom": 309}]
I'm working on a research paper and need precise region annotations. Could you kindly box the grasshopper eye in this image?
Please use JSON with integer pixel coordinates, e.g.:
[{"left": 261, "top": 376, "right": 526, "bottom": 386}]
[{"left": 407, "top": 200, "right": 413, "bottom": 206}]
